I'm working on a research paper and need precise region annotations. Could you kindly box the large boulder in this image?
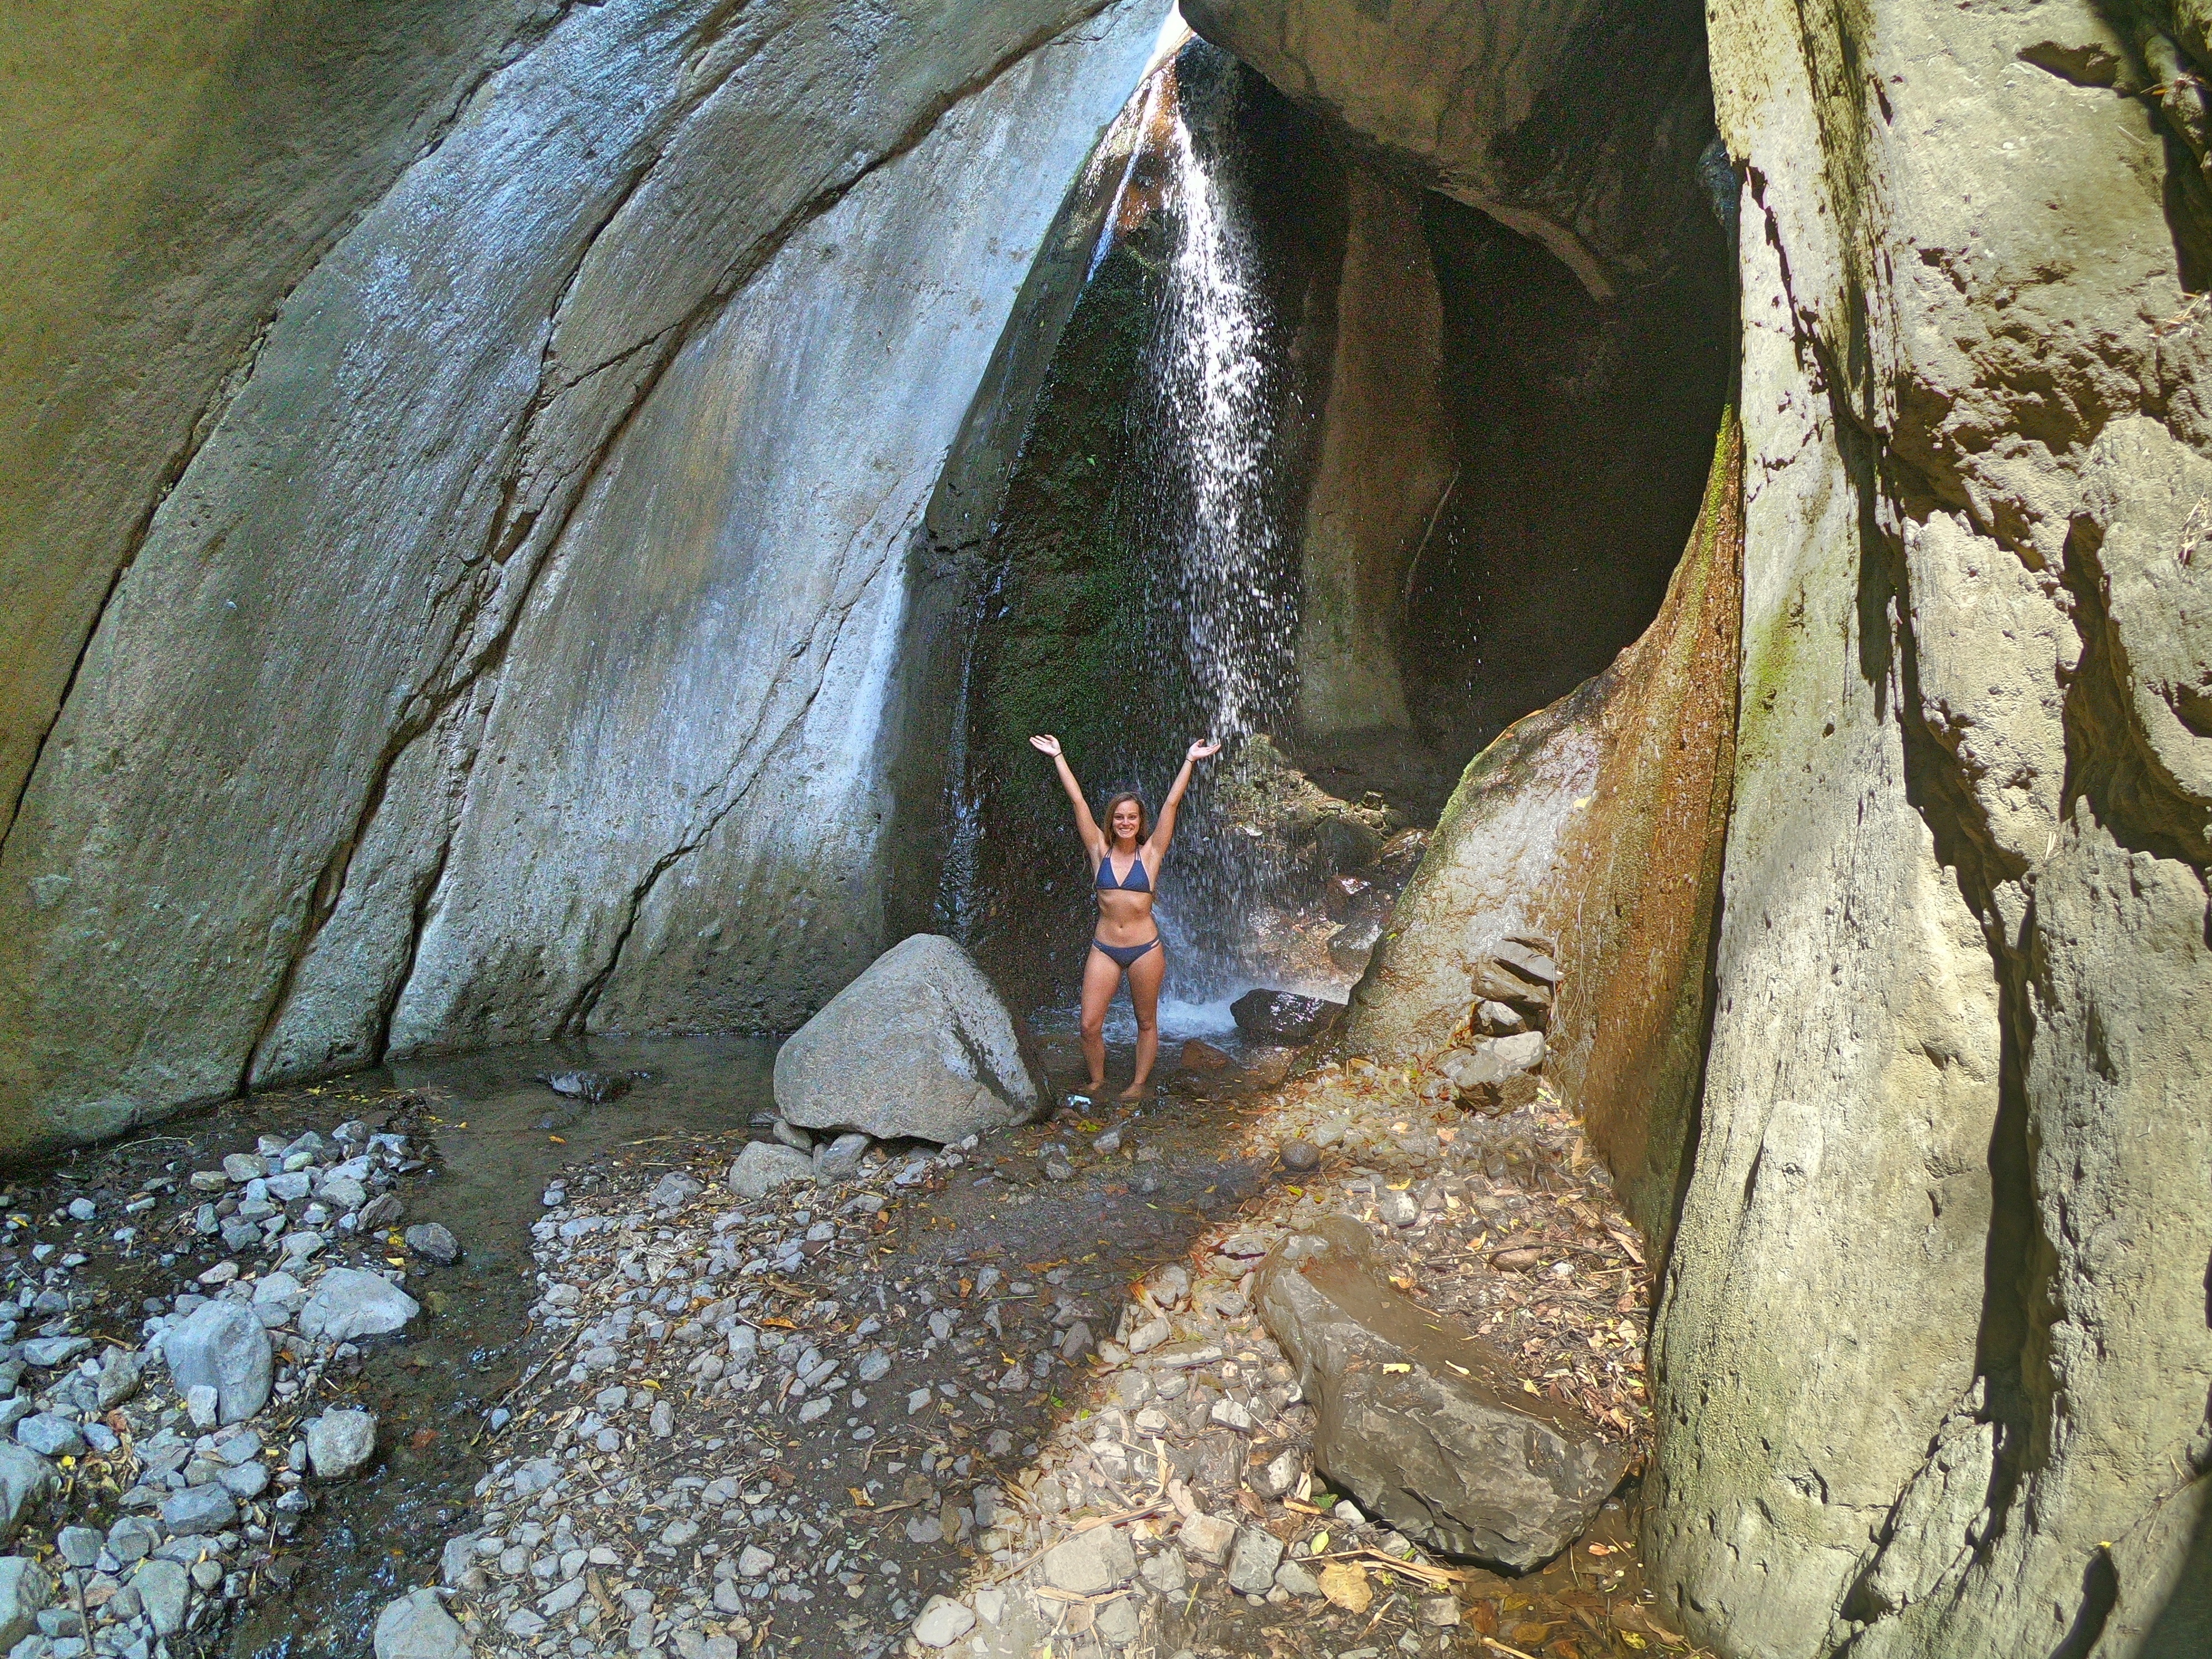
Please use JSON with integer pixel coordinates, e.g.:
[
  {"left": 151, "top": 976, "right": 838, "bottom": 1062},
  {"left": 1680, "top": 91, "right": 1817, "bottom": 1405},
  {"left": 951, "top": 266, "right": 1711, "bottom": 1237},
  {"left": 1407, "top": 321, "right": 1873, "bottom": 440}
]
[
  {"left": 774, "top": 936, "right": 1044, "bottom": 1145},
  {"left": 1256, "top": 1217, "right": 1627, "bottom": 1570}
]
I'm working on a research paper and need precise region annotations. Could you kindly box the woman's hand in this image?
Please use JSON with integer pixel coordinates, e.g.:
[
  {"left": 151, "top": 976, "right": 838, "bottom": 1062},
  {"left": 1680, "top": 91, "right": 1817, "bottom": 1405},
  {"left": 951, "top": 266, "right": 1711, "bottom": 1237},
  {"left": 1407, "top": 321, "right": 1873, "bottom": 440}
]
[
  {"left": 1030, "top": 734, "right": 1063, "bottom": 758},
  {"left": 1187, "top": 737, "right": 1223, "bottom": 761}
]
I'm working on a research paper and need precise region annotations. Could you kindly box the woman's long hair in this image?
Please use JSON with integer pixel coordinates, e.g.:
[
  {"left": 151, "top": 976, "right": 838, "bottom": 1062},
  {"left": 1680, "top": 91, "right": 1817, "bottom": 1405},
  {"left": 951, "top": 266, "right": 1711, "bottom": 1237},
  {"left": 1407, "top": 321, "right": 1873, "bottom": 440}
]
[{"left": 1101, "top": 790, "right": 1151, "bottom": 849}]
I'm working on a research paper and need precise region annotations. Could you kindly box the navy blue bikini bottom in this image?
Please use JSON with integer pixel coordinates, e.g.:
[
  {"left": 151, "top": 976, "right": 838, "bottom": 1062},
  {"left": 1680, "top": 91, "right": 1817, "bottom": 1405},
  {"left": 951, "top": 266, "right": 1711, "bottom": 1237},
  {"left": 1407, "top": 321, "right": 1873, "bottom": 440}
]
[{"left": 1092, "top": 933, "right": 1161, "bottom": 969}]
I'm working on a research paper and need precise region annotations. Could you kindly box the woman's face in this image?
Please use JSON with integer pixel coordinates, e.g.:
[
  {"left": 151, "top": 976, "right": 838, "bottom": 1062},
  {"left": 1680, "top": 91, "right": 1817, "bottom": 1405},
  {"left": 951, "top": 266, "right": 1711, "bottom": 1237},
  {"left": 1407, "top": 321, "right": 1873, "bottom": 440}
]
[{"left": 1112, "top": 801, "right": 1142, "bottom": 845}]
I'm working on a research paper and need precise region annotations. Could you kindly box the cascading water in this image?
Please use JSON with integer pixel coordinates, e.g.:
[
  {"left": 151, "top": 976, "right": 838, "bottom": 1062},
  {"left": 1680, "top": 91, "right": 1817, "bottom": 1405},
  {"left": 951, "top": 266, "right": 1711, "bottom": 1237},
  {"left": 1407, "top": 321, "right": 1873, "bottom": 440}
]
[{"left": 1114, "top": 48, "right": 1302, "bottom": 1001}]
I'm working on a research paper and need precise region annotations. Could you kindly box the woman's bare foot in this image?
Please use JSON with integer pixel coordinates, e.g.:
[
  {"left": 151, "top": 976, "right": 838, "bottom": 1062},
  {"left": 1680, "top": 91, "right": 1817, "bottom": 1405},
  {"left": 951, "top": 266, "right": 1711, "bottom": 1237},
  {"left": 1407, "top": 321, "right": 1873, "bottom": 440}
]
[{"left": 1118, "top": 1083, "right": 1144, "bottom": 1102}]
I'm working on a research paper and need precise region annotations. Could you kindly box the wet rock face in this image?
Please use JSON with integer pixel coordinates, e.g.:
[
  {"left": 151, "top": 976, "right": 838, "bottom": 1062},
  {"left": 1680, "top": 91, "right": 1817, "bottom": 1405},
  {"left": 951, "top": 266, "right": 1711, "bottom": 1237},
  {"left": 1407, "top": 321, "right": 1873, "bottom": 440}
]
[
  {"left": 0, "top": 0, "right": 1164, "bottom": 1152},
  {"left": 1645, "top": 2, "right": 2212, "bottom": 1654},
  {"left": 1255, "top": 1218, "right": 1627, "bottom": 1571},
  {"left": 1181, "top": 0, "right": 1714, "bottom": 299}
]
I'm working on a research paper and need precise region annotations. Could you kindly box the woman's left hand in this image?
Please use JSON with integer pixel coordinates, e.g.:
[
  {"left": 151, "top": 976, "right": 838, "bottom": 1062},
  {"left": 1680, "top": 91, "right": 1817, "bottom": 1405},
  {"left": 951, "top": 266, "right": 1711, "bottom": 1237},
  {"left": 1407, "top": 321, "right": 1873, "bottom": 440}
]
[{"left": 1188, "top": 737, "right": 1223, "bottom": 760}]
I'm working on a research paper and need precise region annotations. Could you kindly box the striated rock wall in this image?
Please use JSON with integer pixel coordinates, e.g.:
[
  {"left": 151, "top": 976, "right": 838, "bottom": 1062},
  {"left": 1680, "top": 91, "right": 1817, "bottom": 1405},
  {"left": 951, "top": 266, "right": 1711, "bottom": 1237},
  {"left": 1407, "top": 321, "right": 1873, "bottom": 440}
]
[
  {"left": 1647, "top": 1, "right": 2212, "bottom": 1653},
  {"left": 0, "top": 0, "right": 1167, "bottom": 1150}
]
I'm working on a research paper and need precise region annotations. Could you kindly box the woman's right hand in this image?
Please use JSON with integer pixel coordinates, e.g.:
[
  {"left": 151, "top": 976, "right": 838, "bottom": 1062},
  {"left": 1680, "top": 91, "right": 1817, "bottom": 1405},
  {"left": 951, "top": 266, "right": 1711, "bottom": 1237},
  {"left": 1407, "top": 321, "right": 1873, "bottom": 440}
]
[{"left": 1029, "top": 734, "right": 1063, "bottom": 758}]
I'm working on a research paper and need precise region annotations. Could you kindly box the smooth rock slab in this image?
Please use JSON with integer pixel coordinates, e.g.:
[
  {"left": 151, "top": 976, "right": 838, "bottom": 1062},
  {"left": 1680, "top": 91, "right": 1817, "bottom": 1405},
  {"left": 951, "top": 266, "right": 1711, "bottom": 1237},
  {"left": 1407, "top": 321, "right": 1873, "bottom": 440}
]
[
  {"left": 774, "top": 935, "right": 1044, "bottom": 1144},
  {"left": 372, "top": 1588, "right": 468, "bottom": 1659},
  {"left": 157, "top": 1300, "right": 273, "bottom": 1425},
  {"left": 305, "top": 1408, "right": 378, "bottom": 1479},
  {"left": 299, "top": 1269, "right": 420, "bottom": 1343},
  {"left": 1257, "top": 1215, "right": 1628, "bottom": 1570}
]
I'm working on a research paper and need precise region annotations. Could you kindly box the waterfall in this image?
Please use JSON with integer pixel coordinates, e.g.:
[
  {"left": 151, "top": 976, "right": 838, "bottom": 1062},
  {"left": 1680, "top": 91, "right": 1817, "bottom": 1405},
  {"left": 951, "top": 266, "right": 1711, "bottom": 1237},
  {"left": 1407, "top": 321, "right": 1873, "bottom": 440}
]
[{"left": 1117, "top": 48, "right": 1302, "bottom": 1000}]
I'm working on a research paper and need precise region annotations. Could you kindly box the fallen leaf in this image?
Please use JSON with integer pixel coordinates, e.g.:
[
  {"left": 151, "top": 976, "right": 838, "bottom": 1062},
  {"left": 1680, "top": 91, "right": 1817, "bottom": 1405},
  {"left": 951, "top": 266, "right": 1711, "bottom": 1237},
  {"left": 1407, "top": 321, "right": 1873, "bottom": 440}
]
[{"left": 1317, "top": 1562, "right": 1371, "bottom": 1614}]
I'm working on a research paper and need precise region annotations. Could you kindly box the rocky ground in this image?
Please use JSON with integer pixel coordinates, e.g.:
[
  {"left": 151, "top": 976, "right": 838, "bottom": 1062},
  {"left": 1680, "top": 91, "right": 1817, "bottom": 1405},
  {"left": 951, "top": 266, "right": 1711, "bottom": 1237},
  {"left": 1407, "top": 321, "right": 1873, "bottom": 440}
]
[
  {"left": 424, "top": 1037, "right": 1697, "bottom": 1659},
  {"left": 0, "top": 1024, "right": 1699, "bottom": 1659}
]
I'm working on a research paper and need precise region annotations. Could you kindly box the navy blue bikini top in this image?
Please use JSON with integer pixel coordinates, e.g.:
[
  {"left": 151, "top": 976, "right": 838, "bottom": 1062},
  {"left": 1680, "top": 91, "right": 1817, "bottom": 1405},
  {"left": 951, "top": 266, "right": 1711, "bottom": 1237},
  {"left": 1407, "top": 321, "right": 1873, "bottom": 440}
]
[{"left": 1095, "top": 852, "right": 1152, "bottom": 894}]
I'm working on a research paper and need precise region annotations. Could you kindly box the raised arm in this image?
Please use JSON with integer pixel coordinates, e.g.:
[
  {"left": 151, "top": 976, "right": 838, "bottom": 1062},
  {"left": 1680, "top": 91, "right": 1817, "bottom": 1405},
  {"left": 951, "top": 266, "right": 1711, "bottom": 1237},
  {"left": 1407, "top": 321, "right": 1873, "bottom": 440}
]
[
  {"left": 1148, "top": 737, "right": 1222, "bottom": 855},
  {"left": 1030, "top": 734, "right": 1105, "bottom": 855}
]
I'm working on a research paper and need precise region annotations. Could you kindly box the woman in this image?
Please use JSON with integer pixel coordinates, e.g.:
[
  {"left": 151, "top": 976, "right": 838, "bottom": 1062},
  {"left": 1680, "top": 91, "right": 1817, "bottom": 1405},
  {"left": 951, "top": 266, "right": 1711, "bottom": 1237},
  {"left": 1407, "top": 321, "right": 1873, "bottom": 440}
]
[{"left": 1029, "top": 733, "right": 1223, "bottom": 1100}]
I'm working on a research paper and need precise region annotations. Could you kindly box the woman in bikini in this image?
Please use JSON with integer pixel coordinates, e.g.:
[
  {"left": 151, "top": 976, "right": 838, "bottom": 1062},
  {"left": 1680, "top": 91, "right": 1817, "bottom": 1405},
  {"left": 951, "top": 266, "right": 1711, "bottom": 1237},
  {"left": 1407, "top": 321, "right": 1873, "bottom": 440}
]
[{"left": 1029, "top": 733, "right": 1222, "bottom": 1100}]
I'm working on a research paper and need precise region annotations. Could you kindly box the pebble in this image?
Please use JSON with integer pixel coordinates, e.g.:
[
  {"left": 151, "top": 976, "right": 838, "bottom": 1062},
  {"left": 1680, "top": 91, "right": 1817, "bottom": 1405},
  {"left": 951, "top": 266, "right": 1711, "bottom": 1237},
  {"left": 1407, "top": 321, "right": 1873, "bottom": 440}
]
[
  {"left": 305, "top": 1408, "right": 378, "bottom": 1479},
  {"left": 403, "top": 1224, "right": 460, "bottom": 1265}
]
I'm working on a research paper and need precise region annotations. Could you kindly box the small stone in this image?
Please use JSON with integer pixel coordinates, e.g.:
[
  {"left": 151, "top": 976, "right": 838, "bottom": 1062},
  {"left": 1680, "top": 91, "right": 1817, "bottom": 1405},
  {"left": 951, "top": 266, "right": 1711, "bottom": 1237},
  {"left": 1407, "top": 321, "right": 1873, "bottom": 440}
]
[
  {"left": 1227, "top": 1528, "right": 1285, "bottom": 1595},
  {"left": 737, "top": 1546, "right": 774, "bottom": 1578},
  {"left": 64, "top": 1200, "right": 95, "bottom": 1224},
  {"left": 160, "top": 1485, "right": 236, "bottom": 1536},
  {"left": 857, "top": 1350, "right": 891, "bottom": 1384},
  {"left": 1378, "top": 1190, "right": 1420, "bottom": 1228},
  {"left": 1417, "top": 1594, "right": 1461, "bottom": 1627},
  {"left": 12, "top": 1418, "right": 81, "bottom": 1460},
  {"left": 0, "top": 1557, "right": 50, "bottom": 1648},
  {"left": 1097, "top": 1594, "right": 1140, "bottom": 1647},
  {"left": 357, "top": 1194, "right": 405, "bottom": 1230},
  {"left": 1146, "top": 1265, "right": 1191, "bottom": 1308},
  {"left": 650, "top": 1401, "right": 674, "bottom": 1437},
  {"left": 1251, "top": 1447, "right": 1302, "bottom": 1498},
  {"left": 1279, "top": 1140, "right": 1321, "bottom": 1174},
  {"left": 1208, "top": 1397, "right": 1254, "bottom": 1433},
  {"left": 813, "top": 1133, "right": 872, "bottom": 1181},
  {"left": 0, "top": 1449, "right": 52, "bottom": 1537},
  {"left": 1091, "top": 1127, "right": 1123, "bottom": 1156},
  {"left": 158, "top": 1300, "right": 274, "bottom": 1424},
  {"left": 222, "top": 1154, "right": 268, "bottom": 1184},
  {"left": 372, "top": 1588, "right": 467, "bottom": 1659},
  {"left": 130, "top": 1561, "right": 189, "bottom": 1638},
  {"left": 16, "top": 1340, "right": 87, "bottom": 1370},
  {"left": 1044, "top": 1159, "right": 1074, "bottom": 1182},
  {"left": 910, "top": 1597, "right": 975, "bottom": 1648},
  {"left": 403, "top": 1225, "right": 460, "bottom": 1266},
  {"left": 305, "top": 1408, "right": 378, "bottom": 1479},
  {"left": 53, "top": 1532, "right": 98, "bottom": 1572},
  {"left": 1274, "top": 1560, "right": 1321, "bottom": 1598},
  {"left": 648, "top": 1174, "right": 703, "bottom": 1210},
  {"left": 1177, "top": 1512, "right": 1237, "bottom": 1566},
  {"left": 1138, "top": 1547, "right": 1187, "bottom": 1594},
  {"left": 298, "top": 1269, "right": 419, "bottom": 1343},
  {"left": 1040, "top": 1526, "right": 1135, "bottom": 1594},
  {"left": 726, "top": 1142, "right": 815, "bottom": 1201},
  {"left": 185, "top": 1386, "right": 220, "bottom": 1430},
  {"left": 501, "top": 1608, "right": 546, "bottom": 1638}
]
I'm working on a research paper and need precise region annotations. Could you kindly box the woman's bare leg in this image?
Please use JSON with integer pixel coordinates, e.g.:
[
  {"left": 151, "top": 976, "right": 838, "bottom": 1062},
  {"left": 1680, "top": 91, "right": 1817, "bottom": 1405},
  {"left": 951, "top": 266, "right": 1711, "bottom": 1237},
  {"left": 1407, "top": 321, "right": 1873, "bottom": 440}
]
[
  {"left": 1078, "top": 947, "right": 1120, "bottom": 1093},
  {"left": 1121, "top": 944, "right": 1165, "bottom": 1100}
]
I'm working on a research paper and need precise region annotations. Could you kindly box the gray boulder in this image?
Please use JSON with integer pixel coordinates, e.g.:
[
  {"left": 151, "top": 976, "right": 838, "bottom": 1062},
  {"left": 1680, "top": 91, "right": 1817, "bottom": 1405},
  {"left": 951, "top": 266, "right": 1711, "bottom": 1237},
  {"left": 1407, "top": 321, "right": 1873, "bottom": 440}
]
[
  {"left": 1256, "top": 1216, "right": 1626, "bottom": 1570},
  {"left": 299, "top": 1269, "right": 420, "bottom": 1343},
  {"left": 773, "top": 935, "right": 1042, "bottom": 1144},
  {"left": 373, "top": 1589, "right": 468, "bottom": 1659},
  {"left": 0, "top": 1448, "right": 54, "bottom": 1539},
  {"left": 0, "top": 1556, "right": 49, "bottom": 1648},
  {"left": 305, "top": 1407, "right": 378, "bottom": 1479},
  {"left": 157, "top": 1300, "right": 273, "bottom": 1425},
  {"left": 726, "top": 1141, "right": 815, "bottom": 1201}
]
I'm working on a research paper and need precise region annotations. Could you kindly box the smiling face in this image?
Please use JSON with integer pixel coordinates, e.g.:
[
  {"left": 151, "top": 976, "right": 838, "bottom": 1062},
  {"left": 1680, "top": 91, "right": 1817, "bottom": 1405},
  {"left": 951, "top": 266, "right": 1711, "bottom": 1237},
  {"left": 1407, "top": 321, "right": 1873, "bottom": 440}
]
[{"left": 1110, "top": 799, "right": 1143, "bottom": 849}]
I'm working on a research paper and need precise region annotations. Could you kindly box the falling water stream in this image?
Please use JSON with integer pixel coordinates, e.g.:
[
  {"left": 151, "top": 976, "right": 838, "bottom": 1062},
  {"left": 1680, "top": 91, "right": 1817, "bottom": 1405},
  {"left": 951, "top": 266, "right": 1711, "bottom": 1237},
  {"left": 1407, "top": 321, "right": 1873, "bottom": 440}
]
[{"left": 1109, "top": 50, "right": 1302, "bottom": 1010}]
